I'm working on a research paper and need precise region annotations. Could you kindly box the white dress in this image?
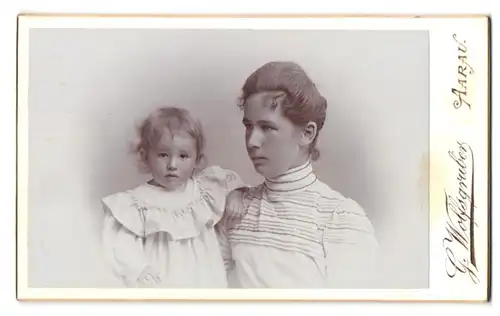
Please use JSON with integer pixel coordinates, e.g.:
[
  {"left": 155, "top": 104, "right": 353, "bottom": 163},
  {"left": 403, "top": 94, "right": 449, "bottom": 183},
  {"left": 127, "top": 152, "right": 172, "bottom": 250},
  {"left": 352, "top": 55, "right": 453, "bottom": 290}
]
[
  {"left": 218, "top": 160, "right": 380, "bottom": 288},
  {"left": 101, "top": 166, "right": 244, "bottom": 288}
]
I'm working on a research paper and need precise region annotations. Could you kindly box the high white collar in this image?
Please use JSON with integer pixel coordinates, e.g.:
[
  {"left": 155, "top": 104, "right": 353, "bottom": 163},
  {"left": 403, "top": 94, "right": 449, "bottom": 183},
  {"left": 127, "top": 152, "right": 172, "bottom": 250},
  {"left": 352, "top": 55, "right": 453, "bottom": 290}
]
[{"left": 264, "top": 160, "right": 317, "bottom": 192}]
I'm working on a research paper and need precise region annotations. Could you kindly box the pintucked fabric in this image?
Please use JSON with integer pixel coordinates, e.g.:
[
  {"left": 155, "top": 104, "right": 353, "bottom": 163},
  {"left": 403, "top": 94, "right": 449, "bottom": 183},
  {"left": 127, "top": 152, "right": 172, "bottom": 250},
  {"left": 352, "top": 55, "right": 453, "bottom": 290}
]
[
  {"left": 102, "top": 166, "right": 244, "bottom": 288},
  {"left": 218, "top": 160, "right": 380, "bottom": 288}
]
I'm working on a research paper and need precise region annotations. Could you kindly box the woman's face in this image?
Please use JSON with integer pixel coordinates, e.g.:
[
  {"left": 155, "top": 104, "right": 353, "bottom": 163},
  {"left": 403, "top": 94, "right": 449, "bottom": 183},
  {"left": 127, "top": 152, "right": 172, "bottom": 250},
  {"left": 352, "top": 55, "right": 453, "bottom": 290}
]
[{"left": 242, "top": 91, "right": 304, "bottom": 178}]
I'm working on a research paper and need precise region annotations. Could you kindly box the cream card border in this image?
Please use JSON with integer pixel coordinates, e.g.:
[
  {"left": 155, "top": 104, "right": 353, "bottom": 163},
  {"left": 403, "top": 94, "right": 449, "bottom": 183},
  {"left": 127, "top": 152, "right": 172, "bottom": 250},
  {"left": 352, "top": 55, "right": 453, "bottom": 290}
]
[{"left": 16, "top": 14, "right": 490, "bottom": 301}]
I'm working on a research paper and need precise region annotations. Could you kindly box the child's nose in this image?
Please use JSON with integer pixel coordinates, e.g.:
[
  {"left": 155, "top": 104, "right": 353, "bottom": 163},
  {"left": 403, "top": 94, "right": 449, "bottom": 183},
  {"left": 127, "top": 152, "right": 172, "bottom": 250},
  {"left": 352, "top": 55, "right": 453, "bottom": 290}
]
[{"left": 167, "top": 158, "right": 178, "bottom": 170}]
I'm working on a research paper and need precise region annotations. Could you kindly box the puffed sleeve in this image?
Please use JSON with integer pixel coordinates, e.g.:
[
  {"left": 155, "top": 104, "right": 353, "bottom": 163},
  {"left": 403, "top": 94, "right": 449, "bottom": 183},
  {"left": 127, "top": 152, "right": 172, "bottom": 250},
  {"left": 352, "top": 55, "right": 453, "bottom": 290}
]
[
  {"left": 196, "top": 166, "right": 247, "bottom": 195},
  {"left": 323, "top": 199, "right": 381, "bottom": 288},
  {"left": 101, "top": 199, "right": 148, "bottom": 287}
]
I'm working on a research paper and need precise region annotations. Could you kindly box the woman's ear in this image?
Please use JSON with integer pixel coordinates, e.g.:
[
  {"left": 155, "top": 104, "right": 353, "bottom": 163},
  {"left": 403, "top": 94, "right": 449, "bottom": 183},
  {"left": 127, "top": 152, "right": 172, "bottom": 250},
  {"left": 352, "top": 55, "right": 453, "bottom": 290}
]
[{"left": 301, "top": 122, "right": 318, "bottom": 146}]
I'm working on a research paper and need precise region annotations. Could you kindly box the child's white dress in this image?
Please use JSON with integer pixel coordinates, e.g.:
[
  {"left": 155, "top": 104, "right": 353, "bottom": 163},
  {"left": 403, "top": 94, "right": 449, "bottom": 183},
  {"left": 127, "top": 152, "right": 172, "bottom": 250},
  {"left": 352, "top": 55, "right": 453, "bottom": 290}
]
[
  {"left": 218, "top": 160, "right": 380, "bottom": 288},
  {"left": 101, "top": 166, "right": 244, "bottom": 288}
]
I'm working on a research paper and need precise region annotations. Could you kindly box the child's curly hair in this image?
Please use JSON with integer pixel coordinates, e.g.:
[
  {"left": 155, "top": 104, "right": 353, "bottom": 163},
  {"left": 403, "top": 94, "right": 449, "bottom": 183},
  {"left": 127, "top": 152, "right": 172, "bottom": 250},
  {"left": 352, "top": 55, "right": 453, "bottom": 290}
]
[{"left": 132, "top": 107, "right": 206, "bottom": 172}]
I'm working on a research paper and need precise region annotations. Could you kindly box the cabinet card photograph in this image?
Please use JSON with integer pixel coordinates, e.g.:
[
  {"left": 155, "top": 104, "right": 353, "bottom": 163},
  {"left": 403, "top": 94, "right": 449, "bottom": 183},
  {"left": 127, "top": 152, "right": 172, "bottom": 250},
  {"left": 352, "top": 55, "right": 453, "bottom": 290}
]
[{"left": 16, "top": 14, "right": 490, "bottom": 301}]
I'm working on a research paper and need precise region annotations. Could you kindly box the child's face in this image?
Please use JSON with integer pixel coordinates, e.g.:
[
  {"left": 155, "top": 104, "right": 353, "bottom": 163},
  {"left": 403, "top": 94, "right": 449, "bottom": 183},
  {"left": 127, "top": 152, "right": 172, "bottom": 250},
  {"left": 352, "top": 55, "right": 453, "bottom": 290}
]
[
  {"left": 145, "top": 129, "right": 198, "bottom": 191},
  {"left": 242, "top": 91, "right": 304, "bottom": 178}
]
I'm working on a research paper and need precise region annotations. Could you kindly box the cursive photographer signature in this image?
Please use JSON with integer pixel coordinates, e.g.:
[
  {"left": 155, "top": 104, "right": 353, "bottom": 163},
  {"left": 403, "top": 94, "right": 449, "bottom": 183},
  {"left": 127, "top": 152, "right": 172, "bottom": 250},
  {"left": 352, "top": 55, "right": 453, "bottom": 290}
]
[
  {"left": 451, "top": 34, "right": 475, "bottom": 110},
  {"left": 443, "top": 141, "right": 479, "bottom": 284}
]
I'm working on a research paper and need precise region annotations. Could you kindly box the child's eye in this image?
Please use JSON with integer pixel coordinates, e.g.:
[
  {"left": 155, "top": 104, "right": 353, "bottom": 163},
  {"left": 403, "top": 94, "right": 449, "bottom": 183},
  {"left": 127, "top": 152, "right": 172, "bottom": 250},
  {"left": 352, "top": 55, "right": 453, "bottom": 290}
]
[
  {"left": 243, "top": 123, "right": 252, "bottom": 130},
  {"left": 180, "top": 154, "right": 189, "bottom": 159},
  {"left": 158, "top": 153, "right": 168, "bottom": 158}
]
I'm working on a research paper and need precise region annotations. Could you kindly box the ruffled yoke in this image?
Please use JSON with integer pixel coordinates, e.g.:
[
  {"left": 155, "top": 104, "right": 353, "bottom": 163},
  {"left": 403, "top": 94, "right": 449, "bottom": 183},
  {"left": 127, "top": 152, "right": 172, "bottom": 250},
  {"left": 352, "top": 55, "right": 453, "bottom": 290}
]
[{"left": 102, "top": 166, "right": 242, "bottom": 240}]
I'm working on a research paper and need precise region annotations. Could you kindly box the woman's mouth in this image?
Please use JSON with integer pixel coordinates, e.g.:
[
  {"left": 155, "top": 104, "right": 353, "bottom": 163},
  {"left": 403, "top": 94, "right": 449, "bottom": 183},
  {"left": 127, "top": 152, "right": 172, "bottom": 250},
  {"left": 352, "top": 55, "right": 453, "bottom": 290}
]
[{"left": 251, "top": 156, "right": 267, "bottom": 163}]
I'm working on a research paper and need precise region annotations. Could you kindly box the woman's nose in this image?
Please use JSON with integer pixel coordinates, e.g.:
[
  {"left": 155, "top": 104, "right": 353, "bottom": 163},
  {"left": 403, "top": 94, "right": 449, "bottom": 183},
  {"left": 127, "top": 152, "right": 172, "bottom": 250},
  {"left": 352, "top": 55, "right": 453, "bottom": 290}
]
[{"left": 247, "top": 129, "right": 262, "bottom": 148}]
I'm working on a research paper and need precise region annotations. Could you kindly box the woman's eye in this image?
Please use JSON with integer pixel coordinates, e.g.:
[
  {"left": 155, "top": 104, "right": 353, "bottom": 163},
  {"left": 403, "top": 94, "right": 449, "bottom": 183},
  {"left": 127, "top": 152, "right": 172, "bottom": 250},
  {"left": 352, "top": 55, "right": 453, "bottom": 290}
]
[{"left": 262, "top": 125, "right": 276, "bottom": 132}]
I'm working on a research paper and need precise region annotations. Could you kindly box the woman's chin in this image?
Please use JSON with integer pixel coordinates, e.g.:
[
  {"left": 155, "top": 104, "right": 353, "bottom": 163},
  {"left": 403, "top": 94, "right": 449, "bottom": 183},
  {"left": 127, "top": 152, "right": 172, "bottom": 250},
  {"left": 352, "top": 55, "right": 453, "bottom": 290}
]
[
  {"left": 253, "top": 164, "right": 278, "bottom": 178},
  {"left": 252, "top": 163, "right": 268, "bottom": 176}
]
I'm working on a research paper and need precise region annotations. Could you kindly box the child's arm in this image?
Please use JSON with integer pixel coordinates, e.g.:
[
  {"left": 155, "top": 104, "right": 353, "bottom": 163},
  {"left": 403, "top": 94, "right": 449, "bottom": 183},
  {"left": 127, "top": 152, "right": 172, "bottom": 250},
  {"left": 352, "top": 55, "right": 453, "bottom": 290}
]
[
  {"left": 215, "top": 220, "right": 235, "bottom": 273},
  {"left": 219, "top": 168, "right": 249, "bottom": 224},
  {"left": 101, "top": 205, "right": 151, "bottom": 287},
  {"left": 223, "top": 187, "right": 249, "bottom": 226}
]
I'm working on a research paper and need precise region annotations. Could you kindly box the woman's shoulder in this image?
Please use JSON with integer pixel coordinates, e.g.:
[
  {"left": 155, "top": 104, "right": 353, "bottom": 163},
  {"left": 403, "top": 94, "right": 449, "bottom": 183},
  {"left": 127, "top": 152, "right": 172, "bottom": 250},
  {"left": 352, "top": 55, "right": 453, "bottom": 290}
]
[
  {"left": 308, "top": 180, "right": 365, "bottom": 212},
  {"left": 310, "top": 182, "right": 377, "bottom": 244},
  {"left": 306, "top": 180, "right": 348, "bottom": 201}
]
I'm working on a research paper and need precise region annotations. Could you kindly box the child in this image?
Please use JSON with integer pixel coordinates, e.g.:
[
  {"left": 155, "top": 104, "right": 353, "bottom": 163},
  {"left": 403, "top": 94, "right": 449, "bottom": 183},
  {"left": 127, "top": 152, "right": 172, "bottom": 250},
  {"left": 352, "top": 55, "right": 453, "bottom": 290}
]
[
  {"left": 101, "top": 107, "right": 245, "bottom": 288},
  {"left": 218, "top": 61, "right": 380, "bottom": 288}
]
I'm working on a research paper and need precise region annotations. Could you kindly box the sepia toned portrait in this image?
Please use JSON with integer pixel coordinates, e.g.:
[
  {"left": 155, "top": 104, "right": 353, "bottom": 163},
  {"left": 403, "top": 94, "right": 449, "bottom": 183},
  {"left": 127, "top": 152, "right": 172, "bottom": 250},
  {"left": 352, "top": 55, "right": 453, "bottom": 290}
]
[{"left": 16, "top": 15, "right": 490, "bottom": 301}]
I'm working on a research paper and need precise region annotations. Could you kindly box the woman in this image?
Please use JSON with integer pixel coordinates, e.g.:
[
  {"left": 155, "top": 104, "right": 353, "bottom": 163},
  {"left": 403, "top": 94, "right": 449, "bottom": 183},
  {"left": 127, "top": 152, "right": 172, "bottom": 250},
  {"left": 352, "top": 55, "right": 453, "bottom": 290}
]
[{"left": 218, "top": 61, "right": 380, "bottom": 288}]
